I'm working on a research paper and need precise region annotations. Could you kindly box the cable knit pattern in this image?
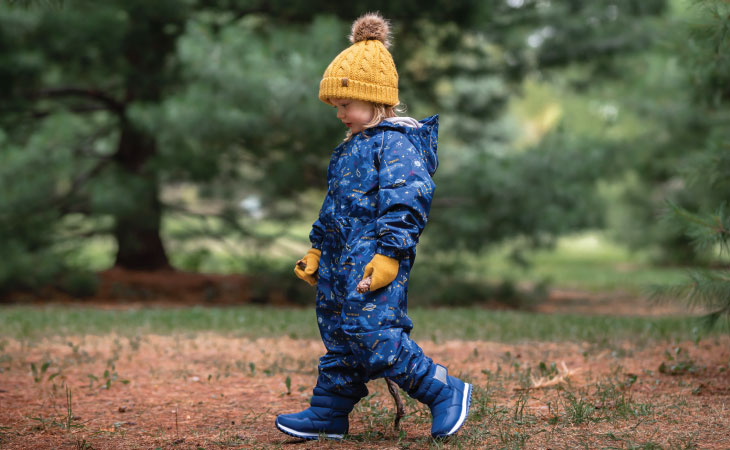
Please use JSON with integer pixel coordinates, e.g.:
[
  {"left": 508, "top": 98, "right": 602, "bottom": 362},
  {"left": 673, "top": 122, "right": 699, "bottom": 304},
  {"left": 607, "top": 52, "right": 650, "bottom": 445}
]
[{"left": 319, "top": 14, "right": 399, "bottom": 106}]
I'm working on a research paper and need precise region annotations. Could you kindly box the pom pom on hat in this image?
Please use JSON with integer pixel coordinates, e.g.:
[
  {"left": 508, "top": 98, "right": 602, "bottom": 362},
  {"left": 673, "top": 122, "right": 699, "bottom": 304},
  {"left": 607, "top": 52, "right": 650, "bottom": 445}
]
[{"left": 348, "top": 12, "right": 392, "bottom": 49}]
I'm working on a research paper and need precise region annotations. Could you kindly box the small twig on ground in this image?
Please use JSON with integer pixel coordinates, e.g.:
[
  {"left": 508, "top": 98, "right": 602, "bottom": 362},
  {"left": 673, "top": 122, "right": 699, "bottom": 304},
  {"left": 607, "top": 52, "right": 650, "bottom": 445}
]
[{"left": 385, "top": 378, "right": 405, "bottom": 429}]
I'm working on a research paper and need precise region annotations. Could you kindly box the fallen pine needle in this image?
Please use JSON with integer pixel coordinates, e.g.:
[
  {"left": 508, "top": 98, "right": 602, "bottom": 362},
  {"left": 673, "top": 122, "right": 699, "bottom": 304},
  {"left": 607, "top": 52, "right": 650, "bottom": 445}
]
[{"left": 515, "top": 361, "right": 582, "bottom": 391}]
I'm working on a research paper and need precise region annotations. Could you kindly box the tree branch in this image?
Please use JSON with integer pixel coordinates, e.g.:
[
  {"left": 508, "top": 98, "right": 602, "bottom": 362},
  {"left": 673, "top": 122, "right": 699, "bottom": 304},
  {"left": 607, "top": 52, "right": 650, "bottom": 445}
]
[
  {"left": 0, "top": 155, "right": 114, "bottom": 229},
  {"left": 68, "top": 157, "right": 114, "bottom": 197},
  {"left": 54, "top": 228, "right": 114, "bottom": 243},
  {"left": 29, "top": 105, "right": 114, "bottom": 120},
  {"left": 35, "top": 87, "right": 125, "bottom": 114}
]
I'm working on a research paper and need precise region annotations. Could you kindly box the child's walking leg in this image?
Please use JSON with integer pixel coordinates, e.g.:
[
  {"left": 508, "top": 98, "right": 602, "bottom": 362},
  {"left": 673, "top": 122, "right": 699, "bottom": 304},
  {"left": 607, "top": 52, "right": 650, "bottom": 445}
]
[
  {"left": 277, "top": 253, "right": 471, "bottom": 439},
  {"left": 339, "top": 289, "right": 472, "bottom": 439},
  {"left": 275, "top": 279, "right": 369, "bottom": 440}
]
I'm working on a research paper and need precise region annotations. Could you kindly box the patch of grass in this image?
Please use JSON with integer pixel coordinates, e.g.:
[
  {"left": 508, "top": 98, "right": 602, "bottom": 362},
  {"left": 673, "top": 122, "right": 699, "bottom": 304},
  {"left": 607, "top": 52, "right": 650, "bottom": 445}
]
[
  {"left": 74, "top": 438, "right": 96, "bottom": 450},
  {"left": 410, "top": 308, "right": 727, "bottom": 345},
  {"left": 561, "top": 391, "right": 597, "bottom": 425},
  {"left": 30, "top": 360, "right": 51, "bottom": 383},
  {"left": 658, "top": 347, "right": 703, "bottom": 376},
  {"left": 594, "top": 380, "right": 652, "bottom": 420},
  {"left": 467, "top": 383, "right": 500, "bottom": 423},
  {"left": 453, "top": 232, "right": 690, "bottom": 294},
  {"left": 28, "top": 385, "right": 84, "bottom": 432},
  {"left": 354, "top": 392, "right": 399, "bottom": 434},
  {"left": 209, "top": 429, "right": 247, "bottom": 447},
  {"left": 0, "top": 305, "right": 725, "bottom": 344}
]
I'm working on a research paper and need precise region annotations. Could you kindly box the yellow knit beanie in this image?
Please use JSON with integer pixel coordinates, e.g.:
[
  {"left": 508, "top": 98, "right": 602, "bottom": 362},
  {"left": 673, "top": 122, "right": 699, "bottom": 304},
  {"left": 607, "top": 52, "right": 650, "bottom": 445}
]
[{"left": 319, "top": 12, "right": 399, "bottom": 107}]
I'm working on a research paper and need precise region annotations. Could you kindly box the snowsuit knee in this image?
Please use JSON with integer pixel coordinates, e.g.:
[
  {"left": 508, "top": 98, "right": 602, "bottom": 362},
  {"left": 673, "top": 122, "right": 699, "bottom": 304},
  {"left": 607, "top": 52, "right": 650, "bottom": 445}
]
[{"left": 309, "top": 115, "right": 440, "bottom": 398}]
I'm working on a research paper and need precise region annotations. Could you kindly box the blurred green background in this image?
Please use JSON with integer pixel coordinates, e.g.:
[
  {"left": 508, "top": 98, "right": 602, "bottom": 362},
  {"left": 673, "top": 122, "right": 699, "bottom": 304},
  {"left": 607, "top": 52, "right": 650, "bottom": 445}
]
[{"left": 1, "top": 0, "right": 728, "bottom": 316}]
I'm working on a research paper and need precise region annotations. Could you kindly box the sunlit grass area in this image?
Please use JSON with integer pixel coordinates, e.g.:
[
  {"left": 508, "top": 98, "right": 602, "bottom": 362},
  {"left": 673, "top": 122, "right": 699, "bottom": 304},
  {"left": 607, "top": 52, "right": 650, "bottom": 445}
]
[
  {"left": 477, "top": 232, "right": 689, "bottom": 293},
  {"left": 1, "top": 304, "right": 725, "bottom": 344}
]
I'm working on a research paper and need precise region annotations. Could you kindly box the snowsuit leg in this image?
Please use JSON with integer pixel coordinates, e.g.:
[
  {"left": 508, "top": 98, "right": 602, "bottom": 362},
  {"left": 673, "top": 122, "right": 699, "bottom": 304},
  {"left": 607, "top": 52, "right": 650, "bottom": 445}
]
[
  {"left": 314, "top": 275, "right": 369, "bottom": 398},
  {"left": 315, "top": 239, "right": 434, "bottom": 395}
]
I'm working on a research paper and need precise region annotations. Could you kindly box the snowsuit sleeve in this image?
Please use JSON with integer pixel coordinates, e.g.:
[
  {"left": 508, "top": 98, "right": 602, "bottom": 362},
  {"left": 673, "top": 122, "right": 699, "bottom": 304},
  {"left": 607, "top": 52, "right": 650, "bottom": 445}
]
[
  {"left": 376, "top": 131, "right": 436, "bottom": 259},
  {"left": 309, "top": 191, "right": 333, "bottom": 251}
]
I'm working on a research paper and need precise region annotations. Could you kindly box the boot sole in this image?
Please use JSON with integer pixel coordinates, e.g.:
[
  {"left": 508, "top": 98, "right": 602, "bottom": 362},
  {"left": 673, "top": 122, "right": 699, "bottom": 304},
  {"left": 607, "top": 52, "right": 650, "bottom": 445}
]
[
  {"left": 275, "top": 418, "right": 344, "bottom": 441},
  {"left": 433, "top": 382, "right": 472, "bottom": 439}
]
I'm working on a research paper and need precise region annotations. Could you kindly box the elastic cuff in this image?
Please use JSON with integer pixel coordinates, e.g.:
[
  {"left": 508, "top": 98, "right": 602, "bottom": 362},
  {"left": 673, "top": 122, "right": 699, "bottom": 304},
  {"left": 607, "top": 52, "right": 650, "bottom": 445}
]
[{"left": 376, "top": 246, "right": 403, "bottom": 260}]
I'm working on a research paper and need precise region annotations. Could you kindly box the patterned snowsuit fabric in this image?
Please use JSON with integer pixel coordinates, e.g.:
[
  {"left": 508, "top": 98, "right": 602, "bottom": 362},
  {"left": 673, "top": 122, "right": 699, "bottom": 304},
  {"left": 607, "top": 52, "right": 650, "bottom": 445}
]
[{"left": 309, "top": 115, "right": 439, "bottom": 398}]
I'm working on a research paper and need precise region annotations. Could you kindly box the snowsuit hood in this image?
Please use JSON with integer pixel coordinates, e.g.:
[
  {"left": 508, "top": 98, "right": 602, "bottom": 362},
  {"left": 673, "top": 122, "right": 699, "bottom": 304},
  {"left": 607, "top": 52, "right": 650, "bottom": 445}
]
[{"left": 372, "top": 114, "right": 439, "bottom": 176}]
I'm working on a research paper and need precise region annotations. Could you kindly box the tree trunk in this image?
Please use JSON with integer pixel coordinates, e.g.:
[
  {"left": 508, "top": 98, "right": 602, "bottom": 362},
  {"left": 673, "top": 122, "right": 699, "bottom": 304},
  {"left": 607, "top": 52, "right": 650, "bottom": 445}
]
[{"left": 112, "top": 118, "right": 170, "bottom": 270}]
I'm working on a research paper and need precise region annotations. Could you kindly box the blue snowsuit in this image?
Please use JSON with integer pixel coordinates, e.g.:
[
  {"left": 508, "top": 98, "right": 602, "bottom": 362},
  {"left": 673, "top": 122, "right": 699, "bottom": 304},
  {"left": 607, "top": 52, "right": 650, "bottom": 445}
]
[{"left": 309, "top": 115, "right": 439, "bottom": 399}]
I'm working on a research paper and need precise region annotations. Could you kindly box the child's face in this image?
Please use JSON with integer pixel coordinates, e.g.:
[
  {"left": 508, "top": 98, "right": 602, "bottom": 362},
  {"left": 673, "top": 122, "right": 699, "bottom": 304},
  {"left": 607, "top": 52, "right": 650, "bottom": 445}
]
[{"left": 330, "top": 98, "right": 374, "bottom": 135}]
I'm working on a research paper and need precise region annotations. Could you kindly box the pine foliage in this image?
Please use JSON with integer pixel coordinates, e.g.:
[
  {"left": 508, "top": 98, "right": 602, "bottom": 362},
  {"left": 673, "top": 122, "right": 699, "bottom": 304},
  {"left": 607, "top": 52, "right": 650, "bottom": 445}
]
[{"left": 653, "top": 0, "right": 730, "bottom": 326}]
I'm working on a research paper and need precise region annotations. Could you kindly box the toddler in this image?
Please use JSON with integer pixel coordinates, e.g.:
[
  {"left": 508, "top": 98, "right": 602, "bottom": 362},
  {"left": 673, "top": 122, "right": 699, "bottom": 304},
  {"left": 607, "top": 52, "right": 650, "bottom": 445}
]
[{"left": 276, "top": 12, "right": 472, "bottom": 440}]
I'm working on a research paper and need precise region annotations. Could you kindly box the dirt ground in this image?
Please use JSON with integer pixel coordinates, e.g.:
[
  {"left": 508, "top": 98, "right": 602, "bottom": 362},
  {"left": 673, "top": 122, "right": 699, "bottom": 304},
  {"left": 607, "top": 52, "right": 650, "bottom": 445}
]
[
  {"left": 0, "top": 332, "right": 728, "bottom": 449},
  {"left": 1, "top": 269, "right": 726, "bottom": 449}
]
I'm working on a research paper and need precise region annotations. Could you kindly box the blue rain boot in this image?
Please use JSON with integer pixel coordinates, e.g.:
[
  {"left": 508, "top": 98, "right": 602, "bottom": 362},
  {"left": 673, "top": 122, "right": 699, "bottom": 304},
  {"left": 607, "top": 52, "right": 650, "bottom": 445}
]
[
  {"left": 275, "top": 385, "right": 366, "bottom": 440},
  {"left": 408, "top": 364, "right": 472, "bottom": 438}
]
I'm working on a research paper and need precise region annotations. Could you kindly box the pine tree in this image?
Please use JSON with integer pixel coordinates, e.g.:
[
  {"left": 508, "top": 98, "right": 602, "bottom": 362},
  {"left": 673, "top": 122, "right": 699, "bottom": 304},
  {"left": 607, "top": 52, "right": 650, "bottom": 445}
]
[
  {"left": 658, "top": 204, "right": 730, "bottom": 326},
  {"left": 654, "top": 0, "right": 730, "bottom": 327},
  {"left": 0, "top": 1, "right": 668, "bottom": 292}
]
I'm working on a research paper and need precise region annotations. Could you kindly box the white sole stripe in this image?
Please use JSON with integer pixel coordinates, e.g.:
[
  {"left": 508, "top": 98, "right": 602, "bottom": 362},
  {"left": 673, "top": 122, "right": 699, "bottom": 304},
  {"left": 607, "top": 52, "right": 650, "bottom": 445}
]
[{"left": 275, "top": 420, "right": 344, "bottom": 440}]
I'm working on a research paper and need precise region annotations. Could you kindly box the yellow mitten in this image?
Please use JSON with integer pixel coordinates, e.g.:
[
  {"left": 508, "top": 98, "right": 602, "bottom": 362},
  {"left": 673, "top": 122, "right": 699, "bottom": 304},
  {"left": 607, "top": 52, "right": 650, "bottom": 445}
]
[
  {"left": 294, "top": 248, "right": 321, "bottom": 286},
  {"left": 362, "top": 253, "right": 399, "bottom": 291}
]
